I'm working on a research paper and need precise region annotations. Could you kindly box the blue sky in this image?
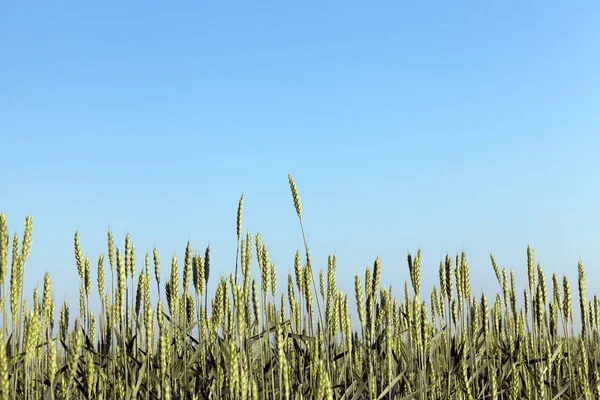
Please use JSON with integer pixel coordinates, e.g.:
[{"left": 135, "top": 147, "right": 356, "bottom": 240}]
[{"left": 1, "top": 2, "right": 599, "bottom": 321}]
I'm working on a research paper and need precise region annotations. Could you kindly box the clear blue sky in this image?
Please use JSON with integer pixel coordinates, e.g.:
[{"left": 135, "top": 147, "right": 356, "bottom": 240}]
[{"left": 1, "top": 2, "right": 599, "bottom": 320}]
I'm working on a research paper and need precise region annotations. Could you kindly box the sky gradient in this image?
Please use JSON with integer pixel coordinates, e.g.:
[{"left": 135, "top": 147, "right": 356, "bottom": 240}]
[{"left": 1, "top": 2, "right": 599, "bottom": 321}]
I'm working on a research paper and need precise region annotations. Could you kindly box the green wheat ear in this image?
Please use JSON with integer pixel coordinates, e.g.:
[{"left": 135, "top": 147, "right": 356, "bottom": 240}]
[
  {"left": 288, "top": 174, "right": 302, "bottom": 219},
  {"left": 237, "top": 194, "right": 244, "bottom": 241},
  {"left": 234, "top": 193, "right": 243, "bottom": 285},
  {"left": 74, "top": 231, "right": 84, "bottom": 280},
  {"left": 0, "top": 213, "right": 8, "bottom": 287}
]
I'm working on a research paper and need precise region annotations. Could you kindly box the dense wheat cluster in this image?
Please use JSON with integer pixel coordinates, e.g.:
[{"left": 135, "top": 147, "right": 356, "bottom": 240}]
[{"left": 0, "top": 175, "right": 599, "bottom": 399}]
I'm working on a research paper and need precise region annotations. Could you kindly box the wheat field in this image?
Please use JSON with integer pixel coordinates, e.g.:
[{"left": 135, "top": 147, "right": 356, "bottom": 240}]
[{"left": 0, "top": 174, "right": 598, "bottom": 399}]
